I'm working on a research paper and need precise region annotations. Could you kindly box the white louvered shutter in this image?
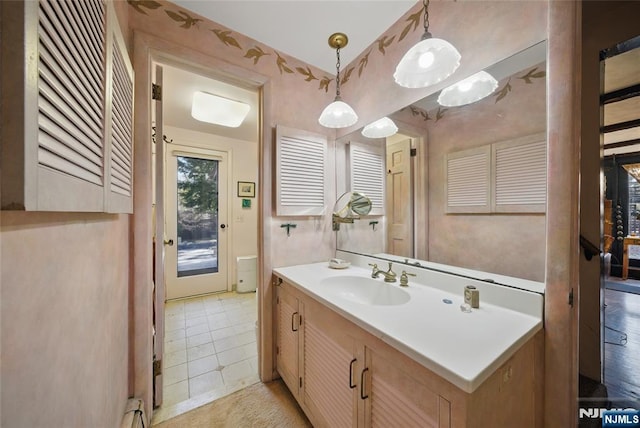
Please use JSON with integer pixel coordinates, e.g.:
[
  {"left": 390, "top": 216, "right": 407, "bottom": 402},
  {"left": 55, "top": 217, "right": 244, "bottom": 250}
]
[
  {"left": 36, "top": 0, "right": 106, "bottom": 211},
  {"left": 106, "top": 10, "right": 134, "bottom": 213},
  {"left": 276, "top": 126, "right": 328, "bottom": 216},
  {"left": 445, "top": 146, "right": 491, "bottom": 213},
  {"left": 349, "top": 142, "right": 385, "bottom": 215},
  {"left": 493, "top": 135, "right": 546, "bottom": 213}
]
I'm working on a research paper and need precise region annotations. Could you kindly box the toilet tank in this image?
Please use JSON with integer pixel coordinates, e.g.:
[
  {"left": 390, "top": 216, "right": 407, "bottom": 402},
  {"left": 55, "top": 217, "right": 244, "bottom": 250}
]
[{"left": 236, "top": 255, "right": 257, "bottom": 293}]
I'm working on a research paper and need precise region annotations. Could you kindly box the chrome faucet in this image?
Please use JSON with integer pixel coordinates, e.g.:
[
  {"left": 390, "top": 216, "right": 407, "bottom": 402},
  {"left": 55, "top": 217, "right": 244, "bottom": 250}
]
[{"left": 368, "top": 262, "right": 397, "bottom": 283}]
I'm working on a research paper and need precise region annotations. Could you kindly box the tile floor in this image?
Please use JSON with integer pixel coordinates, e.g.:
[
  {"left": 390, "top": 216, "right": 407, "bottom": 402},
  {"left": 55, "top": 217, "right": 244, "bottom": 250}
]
[{"left": 153, "top": 291, "right": 259, "bottom": 424}]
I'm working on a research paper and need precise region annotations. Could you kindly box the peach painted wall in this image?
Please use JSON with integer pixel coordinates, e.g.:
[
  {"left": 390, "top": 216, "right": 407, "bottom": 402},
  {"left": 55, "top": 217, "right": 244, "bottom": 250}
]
[
  {"left": 427, "top": 65, "right": 547, "bottom": 282},
  {"left": 0, "top": 4, "right": 132, "bottom": 427},
  {"left": 0, "top": 212, "right": 130, "bottom": 427}
]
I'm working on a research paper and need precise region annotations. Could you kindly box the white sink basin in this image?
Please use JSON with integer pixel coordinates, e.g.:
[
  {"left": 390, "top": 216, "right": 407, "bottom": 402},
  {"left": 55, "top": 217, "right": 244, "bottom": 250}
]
[{"left": 320, "top": 275, "right": 410, "bottom": 306}]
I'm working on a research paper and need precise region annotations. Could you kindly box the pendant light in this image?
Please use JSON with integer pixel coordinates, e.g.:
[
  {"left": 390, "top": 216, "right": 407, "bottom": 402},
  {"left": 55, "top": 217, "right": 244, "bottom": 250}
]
[
  {"left": 393, "top": 0, "right": 461, "bottom": 89},
  {"left": 361, "top": 117, "right": 398, "bottom": 138},
  {"left": 318, "top": 33, "right": 358, "bottom": 128},
  {"left": 437, "top": 71, "right": 498, "bottom": 107}
]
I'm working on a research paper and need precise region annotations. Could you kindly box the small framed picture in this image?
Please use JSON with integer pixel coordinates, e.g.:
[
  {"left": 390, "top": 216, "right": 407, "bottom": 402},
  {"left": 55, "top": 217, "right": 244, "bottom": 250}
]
[
  {"left": 242, "top": 199, "right": 251, "bottom": 208},
  {"left": 237, "top": 181, "right": 255, "bottom": 198}
]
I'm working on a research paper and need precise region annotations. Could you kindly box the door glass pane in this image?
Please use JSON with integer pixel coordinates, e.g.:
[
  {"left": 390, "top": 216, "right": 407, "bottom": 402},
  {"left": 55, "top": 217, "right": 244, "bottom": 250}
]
[{"left": 177, "top": 156, "right": 218, "bottom": 277}]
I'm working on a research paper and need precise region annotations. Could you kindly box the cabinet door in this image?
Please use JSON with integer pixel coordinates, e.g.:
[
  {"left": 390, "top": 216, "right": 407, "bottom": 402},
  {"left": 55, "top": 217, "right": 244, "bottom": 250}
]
[
  {"left": 363, "top": 346, "right": 451, "bottom": 428},
  {"left": 276, "top": 283, "right": 301, "bottom": 396},
  {"left": 1, "top": 0, "right": 133, "bottom": 212},
  {"left": 302, "top": 302, "right": 359, "bottom": 427}
]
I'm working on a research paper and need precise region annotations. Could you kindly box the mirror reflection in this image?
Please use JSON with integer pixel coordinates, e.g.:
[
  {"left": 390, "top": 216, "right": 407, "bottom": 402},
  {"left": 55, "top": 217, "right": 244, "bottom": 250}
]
[
  {"left": 336, "top": 41, "right": 547, "bottom": 284},
  {"left": 332, "top": 191, "right": 373, "bottom": 231}
]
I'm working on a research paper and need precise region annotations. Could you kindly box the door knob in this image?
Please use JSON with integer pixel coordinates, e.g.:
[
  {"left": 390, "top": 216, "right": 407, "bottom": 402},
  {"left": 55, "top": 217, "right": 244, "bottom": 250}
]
[
  {"left": 163, "top": 239, "right": 174, "bottom": 246},
  {"left": 220, "top": 224, "right": 227, "bottom": 229}
]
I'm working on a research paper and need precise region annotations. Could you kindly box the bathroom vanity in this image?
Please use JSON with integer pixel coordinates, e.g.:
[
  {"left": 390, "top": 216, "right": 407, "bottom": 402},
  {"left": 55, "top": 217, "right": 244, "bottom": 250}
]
[{"left": 273, "top": 259, "right": 544, "bottom": 428}]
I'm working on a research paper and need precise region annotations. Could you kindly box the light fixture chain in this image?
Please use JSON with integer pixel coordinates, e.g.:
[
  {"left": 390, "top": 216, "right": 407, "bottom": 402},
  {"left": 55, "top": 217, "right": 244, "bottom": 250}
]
[
  {"left": 423, "top": 0, "right": 429, "bottom": 33},
  {"left": 335, "top": 46, "right": 341, "bottom": 98}
]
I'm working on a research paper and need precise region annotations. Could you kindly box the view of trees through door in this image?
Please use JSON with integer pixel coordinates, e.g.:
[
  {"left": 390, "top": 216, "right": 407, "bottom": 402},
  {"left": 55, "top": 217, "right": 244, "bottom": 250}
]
[{"left": 177, "top": 156, "right": 220, "bottom": 277}]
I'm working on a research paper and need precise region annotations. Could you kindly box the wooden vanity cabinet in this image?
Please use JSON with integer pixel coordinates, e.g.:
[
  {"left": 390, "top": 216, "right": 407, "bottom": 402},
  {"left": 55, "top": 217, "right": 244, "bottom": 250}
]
[
  {"left": 274, "top": 275, "right": 542, "bottom": 428},
  {"left": 275, "top": 279, "right": 302, "bottom": 397}
]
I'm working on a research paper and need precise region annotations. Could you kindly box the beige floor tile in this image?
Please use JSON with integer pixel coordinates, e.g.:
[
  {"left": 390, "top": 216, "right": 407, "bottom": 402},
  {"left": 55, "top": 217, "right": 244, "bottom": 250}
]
[
  {"left": 165, "top": 302, "right": 184, "bottom": 315},
  {"left": 186, "top": 331, "right": 212, "bottom": 348},
  {"left": 185, "top": 315, "right": 207, "bottom": 328},
  {"left": 165, "top": 312, "right": 186, "bottom": 323},
  {"left": 164, "top": 363, "right": 188, "bottom": 386},
  {"left": 210, "top": 326, "right": 236, "bottom": 341},
  {"left": 185, "top": 322, "right": 209, "bottom": 338},
  {"left": 164, "top": 328, "right": 186, "bottom": 343},
  {"left": 187, "top": 342, "right": 215, "bottom": 362},
  {"left": 233, "top": 321, "right": 256, "bottom": 335},
  {"left": 216, "top": 346, "right": 247, "bottom": 366},
  {"left": 164, "top": 338, "right": 186, "bottom": 354},
  {"left": 221, "top": 360, "right": 254, "bottom": 385},
  {"left": 188, "top": 354, "right": 219, "bottom": 378},
  {"left": 208, "top": 317, "right": 232, "bottom": 331},
  {"left": 240, "top": 341, "right": 257, "bottom": 358},
  {"left": 213, "top": 335, "right": 240, "bottom": 353},
  {"left": 248, "top": 356, "right": 259, "bottom": 373},
  {"left": 165, "top": 349, "right": 187, "bottom": 368},
  {"left": 189, "top": 371, "right": 224, "bottom": 397},
  {"left": 163, "top": 380, "right": 189, "bottom": 406},
  {"left": 236, "top": 331, "right": 257, "bottom": 347},
  {"left": 165, "top": 318, "right": 185, "bottom": 332},
  {"left": 184, "top": 299, "right": 205, "bottom": 312}
]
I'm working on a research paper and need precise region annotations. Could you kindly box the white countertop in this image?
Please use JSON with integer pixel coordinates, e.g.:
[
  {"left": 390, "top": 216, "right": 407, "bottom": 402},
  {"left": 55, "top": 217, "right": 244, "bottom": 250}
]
[{"left": 273, "top": 262, "right": 543, "bottom": 393}]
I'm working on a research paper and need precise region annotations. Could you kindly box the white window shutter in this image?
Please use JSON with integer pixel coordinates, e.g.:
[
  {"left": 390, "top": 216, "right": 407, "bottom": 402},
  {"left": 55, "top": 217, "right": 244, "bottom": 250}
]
[
  {"left": 276, "top": 125, "right": 327, "bottom": 216},
  {"left": 36, "top": 0, "right": 106, "bottom": 211},
  {"left": 106, "top": 4, "right": 134, "bottom": 213},
  {"left": 445, "top": 146, "right": 491, "bottom": 213},
  {"left": 493, "top": 133, "right": 546, "bottom": 213},
  {"left": 348, "top": 141, "right": 385, "bottom": 215}
]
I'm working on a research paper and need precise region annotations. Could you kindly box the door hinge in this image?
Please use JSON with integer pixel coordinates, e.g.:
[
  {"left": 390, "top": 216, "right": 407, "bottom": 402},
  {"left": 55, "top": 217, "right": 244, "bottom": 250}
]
[
  {"left": 152, "top": 84, "right": 162, "bottom": 101},
  {"left": 153, "top": 359, "right": 162, "bottom": 377},
  {"left": 568, "top": 288, "right": 574, "bottom": 307},
  {"left": 410, "top": 148, "right": 417, "bottom": 157}
]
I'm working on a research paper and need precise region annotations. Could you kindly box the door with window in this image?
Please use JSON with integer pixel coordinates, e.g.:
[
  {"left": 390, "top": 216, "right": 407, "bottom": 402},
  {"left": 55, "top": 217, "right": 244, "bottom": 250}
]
[{"left": 165, "top": 145, "right": 229, "bottom": 299}]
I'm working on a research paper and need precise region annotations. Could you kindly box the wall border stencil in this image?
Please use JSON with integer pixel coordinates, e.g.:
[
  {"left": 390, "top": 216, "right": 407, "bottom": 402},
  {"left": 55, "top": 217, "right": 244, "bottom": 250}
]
[{"left": 127, "top": 0, "right": 426, "bottom": 93}]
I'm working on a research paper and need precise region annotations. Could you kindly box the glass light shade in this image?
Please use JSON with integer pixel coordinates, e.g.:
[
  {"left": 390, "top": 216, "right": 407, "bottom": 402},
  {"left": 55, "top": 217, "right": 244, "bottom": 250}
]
[
  {"left": 191, "top": 91, "right": 250, "bottom": 127},
  {"left": 318, "top": 99, "right": 358, "bottom": 128},
  {"left": 394, "top": 37, "right": 461, "bottom": 88},
  {"left": 361, "top": 117, "right": 398, "bottom": 138},
  {"left": 437, "top": 71, "right": 499, "bottom": 107}
]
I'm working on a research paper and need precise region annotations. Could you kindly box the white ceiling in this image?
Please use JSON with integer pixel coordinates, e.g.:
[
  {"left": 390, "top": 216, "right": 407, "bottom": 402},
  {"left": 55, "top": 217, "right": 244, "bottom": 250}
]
[{"left": 170, "top": 0, "right": 417, "bottom": 73}]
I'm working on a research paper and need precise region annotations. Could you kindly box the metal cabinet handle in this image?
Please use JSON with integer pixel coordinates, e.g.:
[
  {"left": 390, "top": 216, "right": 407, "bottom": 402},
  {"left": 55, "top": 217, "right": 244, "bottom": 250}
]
[
  {"left": 360, "top": 367, "right": 369, "bottom": 399},
  {"left": 349, "top": 359, "right": 357, "bottom": 389},
  {"left": 291, "top": 312, "right": 299, "bottom": 332}
]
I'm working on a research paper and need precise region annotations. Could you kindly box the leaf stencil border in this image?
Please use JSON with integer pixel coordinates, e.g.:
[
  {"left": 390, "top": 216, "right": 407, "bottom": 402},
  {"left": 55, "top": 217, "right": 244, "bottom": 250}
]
[{"left": 128, "top": 1, "right": 427, "bottom": 92}]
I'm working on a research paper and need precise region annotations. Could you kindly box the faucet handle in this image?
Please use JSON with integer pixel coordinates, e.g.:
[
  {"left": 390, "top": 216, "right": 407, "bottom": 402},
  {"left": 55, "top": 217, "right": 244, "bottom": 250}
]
[
  {"left": 368, "top": 263, "right": 378, "bottom": 269},
  {"left": 387, "top": 262, "right": 394, "bottom": 271},
  {"left": 399, "top": 270, "right": 416, "bottom": 287}
]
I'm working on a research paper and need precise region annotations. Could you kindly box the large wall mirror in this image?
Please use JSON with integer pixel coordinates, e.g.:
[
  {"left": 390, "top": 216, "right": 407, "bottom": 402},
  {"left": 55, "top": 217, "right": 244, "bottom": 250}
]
[{"left": 336, "top": 41, "right": 547, "bottom": 285}]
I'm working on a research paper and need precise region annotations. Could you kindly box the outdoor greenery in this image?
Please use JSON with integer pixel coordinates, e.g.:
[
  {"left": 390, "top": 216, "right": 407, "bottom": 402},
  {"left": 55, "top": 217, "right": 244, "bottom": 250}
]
[{"left": 177, "top": 156, "right": 218, "bottom": 214}]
